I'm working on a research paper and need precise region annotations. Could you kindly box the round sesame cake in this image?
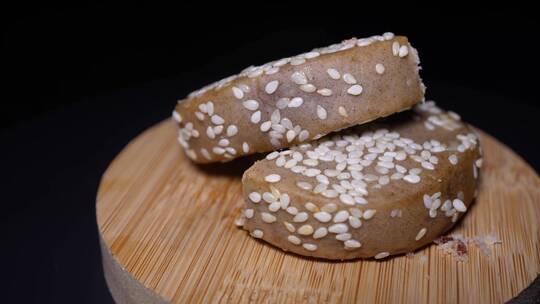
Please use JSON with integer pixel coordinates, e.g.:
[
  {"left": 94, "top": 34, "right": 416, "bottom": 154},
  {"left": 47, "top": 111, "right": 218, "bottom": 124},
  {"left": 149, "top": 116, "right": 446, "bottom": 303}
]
[
  {"left": 173, "top": 33, "right": 424, "bottom": 163},
  {"left": 239, "top": 102, "right": 482, "bottom": 260}
]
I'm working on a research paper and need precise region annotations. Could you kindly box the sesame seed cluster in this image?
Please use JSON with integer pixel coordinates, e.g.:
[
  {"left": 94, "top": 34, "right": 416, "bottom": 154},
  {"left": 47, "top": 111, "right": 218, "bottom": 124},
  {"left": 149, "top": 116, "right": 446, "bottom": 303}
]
[
  {"left": 173, "top": 33, "right": 424, "bottom": 163},
  {"left": 240, "top": 102, "right": 482, "bottom": 259}
]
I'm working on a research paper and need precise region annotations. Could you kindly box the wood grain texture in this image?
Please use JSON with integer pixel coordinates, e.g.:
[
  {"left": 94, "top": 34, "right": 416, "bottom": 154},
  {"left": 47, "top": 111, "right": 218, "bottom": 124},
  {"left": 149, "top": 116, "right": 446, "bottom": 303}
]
[{"left": 96, "top": 119, "right": 540, "bottom": 303}]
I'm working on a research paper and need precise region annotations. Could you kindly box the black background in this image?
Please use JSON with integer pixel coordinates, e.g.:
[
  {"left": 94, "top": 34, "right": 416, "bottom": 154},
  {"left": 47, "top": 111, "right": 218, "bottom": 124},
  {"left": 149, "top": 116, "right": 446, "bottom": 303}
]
[{"left": 1, "top": 6, "right": 539, "bottom": 303}]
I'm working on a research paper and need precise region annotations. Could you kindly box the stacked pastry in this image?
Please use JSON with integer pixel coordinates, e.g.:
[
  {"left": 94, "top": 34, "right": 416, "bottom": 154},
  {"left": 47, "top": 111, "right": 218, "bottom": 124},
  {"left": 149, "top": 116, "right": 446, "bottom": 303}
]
[{"left": 173, "top": 33, "right": 482, "bottom": 259}]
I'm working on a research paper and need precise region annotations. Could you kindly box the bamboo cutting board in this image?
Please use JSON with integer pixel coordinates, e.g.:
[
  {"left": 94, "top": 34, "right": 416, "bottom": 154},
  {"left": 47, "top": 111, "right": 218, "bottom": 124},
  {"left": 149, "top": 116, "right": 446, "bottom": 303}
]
[{"left": 96, "top": 119, "right": 540, "bottom": 303}]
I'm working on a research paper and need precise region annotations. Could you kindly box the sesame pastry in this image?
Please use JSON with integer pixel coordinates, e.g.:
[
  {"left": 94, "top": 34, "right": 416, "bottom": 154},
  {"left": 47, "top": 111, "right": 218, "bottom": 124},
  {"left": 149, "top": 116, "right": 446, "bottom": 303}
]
[
  {"left": 239, "top": 102, "right": 481, "bottom": 259},
  {"left": 173, "top": 33, "right": 424, "bottom": 163}
]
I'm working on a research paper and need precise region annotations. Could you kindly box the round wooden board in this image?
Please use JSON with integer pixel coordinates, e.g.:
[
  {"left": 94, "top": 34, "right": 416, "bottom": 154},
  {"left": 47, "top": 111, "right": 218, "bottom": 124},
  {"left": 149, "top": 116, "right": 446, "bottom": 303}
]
[{"left": 97, "top": 119, "right": 540, "bottom": 304}]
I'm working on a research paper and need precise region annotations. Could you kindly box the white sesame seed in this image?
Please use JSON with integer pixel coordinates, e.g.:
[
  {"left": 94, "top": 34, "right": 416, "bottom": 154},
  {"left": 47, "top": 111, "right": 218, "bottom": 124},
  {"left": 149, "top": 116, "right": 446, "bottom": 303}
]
[
  {"left": 213, "top": 125, "right": 223, "bottom": 135},
  {"left": 328, "top": 223, "right": 348, "bottom": 234},
  {"left": 190, "top": 129, "right": 200, "bottom": 139},
  {"left": 302, "top": 243, "right": 317, "bottom": 251},
  {"left": 327, "top": 68, "right": 341, "bottom": 79},
  {"left": 334, "top": 233, "right": 350, "bottom": 241},
  {"left": 270, "top": 109, "right": 281, "bottom": 124},
  {"left": 242, "top": 142, "right": 249, "bottom": 153},
  {"left": 284, "top": 159, "right": 297, "bottom": 169},
  {"left": 298, "top": 130, "right": 310, "bottom": 142},
  {"left": 383, "top": 32, "right": 395, "bottom": 40},
  {"left": 333, "top": 210, "right": 349, "bottom": 223},
  {"left": 238, "top": 84, "right": 250, "bottom": 93},
  {"left": 293, "top": 212, "right": 308, "bottom": 223},
  {"left": 423, "top": 194, "right": 433, "bottom": 209},
  {"left": 260, "top": 121, "right": 272, "bottom": 132},
  {"left": 268, "top": 202, "right": 280, "bottom": 212},
  {"left": 304, "top": 168, "right": 321, "bottom": 177},
  {"left": 317, "top": 105, "right": 327, "bottom": 120},
  {"left": 343, "top": 73, "right": 357, "bottom": 84},
  {"left": 375, "top": 252, "right": 390, "bottom": 259},
  {"left": 201, "top": 148, "right": 211, "bottom": 160},
  {"left": 212, "top": 147, "right": 225, "bottom": 155},
  {"left": 250, "top": 111, "right": 261, "bottom": 124},
  {"left": 317, "top": 204, "right": 335, "bottom": 214},
  {"left": 286, "top": 207, "right": 298, "bottom": 216},
  {"left": 226, "top": 125, "right": 238, "bottom": 137},
  {"left": 304, "top": 51, "right": 320, "bottom": 59},
  {"left": 275, "top": 156, "right": 286, "bottom": 167},
  {"left": 415, "top": 227, "right": 427, "bottom": 241},
  {"left": 290, "top": 57, "right": 306, "bottom": 66},
  {"left": 244, "top": 209, "right": 254, "bottom": 219},
  {"left": 287, "top": 235, "right": 301, "bottom": 245},
  {"left": 303, "top": 202, "right": 317, "bottom": 213},
  {"left": 265, "top": 80, "right": 279, "bottom": 94},
  {"left": 347, "top": 85, "right": 363, "bottom": 96},
  {"left": 211, "top": 115, "right": 225, "bottom": 125},
  {"left": 375, "top": 63, "right": 385, "bottom": 74},
  {"left": 345, "top": 239, "right": 361, "bottom": 249},
  {"left": 441, "top": 200, "right": 452, "bottom": 212},
  {"left": 298, "top": 224, "right": 314, "bottom": 235},
  {"left": 283, "top": 221, "right": 295, "bottom": 233},
  {"left": 206, "top": 126, "right": 216, "bottom": 139},
  {"left": 242, "top": 99, "right": 259, "bottom": 111},
  {"left": 403, "top": 174, "right": 421, "bottom": 183},
  {"left": 261, "top": 212, "right": 276, "bottom": 223},
  {"left": 392, "top": 41, "right": 400, "bottom": 56},
  {"left": 284, "top": 97, "right": 303, "bottom": 109},
  {"left": 172, "top": 110, "right": 182, "bottom": 123},
  {"left": 421, "top": 161, "right": 435, "bottom": 170},
  {"left": 313, "top": 227, "right": 328, "bottom": 239},
  {"left": 363, "top": 209, "right": 376, "bottom": 220},
  {"left": 248, "top": 192, "right": 261, "bottom": 203},
  {"left": 398, "top": 45, "right": 409, "bottom": 57},
  {"left": 317, "top": 88, "right": 333, "bottom": 96},
  {"left": 349, "top": 208, "right": 362, "bottom": 218},
  {"left": 251, "top": 229, "right": 263, "bottom": 238},
  {"left": 291, "top": 71, "right": 308, "bottom": 85},
  {"left": 349, "top": 216, "right": 362, "bottom": 228},
  {"left": 279, "top": 194, "right": 290, "bottom": 209},
  {"left": 429, "top": 209, "right": 437, "bottom": 218},
  {"left": 262, "top": 192, "right": 276, "bottom": 203},
  {"left": 453, "top": 199, "right": 467, "bottom": 212},
  {"left": 312, "top": 212, "right": 331, "bottom": 223},
  {"left": 195, "top": 111, "right": 204, "bottom": 121},
  {"left": 265, "top": 67, "right": 279, "bottom": 75},
  {"left": 300, "top": 84, "right": 317, "bottom": 92},
  {"left": 218, "top": 139, "right": 230, "bottom": 146},
  {"left": 232, "top": 86, "right": 244, "bottom": 99},
  {"left": 476, "top": 158, "right": 483, "bottom": 168},
  {"left": 339, "top": 194, "right": 355, "bottom": 206},
  {"left": 266, "top": 151, "right": 279, "bottom": 160},
  {"left": 296, "top": 181, "right": 313, "bottom": 191},
  {"left": 206, "top": 102, "right": 214, "bottom": 116},
  {"left": 286, "top": 130, "right": 297, "bottom": 143},
  {"left": 338, "top": 106, "right": 348, "bottom": 117},
  {"left": 265, "top": 174, "right": 281, "bottom": 183},
  {"left": 186, "top": 149, "right": 197, "bottom": 160}
]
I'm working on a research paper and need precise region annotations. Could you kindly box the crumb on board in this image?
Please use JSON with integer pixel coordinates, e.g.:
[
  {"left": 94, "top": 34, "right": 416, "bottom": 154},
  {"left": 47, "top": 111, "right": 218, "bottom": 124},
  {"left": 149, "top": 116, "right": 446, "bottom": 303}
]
[{"left": 434, "top": 233, "right": 502, "bottom": 261}]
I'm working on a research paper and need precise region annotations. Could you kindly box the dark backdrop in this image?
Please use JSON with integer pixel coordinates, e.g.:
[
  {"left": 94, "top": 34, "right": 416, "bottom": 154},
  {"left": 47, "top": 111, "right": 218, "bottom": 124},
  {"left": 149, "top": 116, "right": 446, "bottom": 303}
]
[{"left": 1, "top": 7, "right": 539, "bottom": 303}]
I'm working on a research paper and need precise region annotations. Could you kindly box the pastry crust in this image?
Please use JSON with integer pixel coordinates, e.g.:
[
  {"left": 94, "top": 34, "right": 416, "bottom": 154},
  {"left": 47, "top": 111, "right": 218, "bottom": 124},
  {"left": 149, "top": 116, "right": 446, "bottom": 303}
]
[
  {"left": 240, "top": 102, "right": 481, "bottom": 260},
  {"left": 173, "top": 33, "right": 424, "bottom": 163}
]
